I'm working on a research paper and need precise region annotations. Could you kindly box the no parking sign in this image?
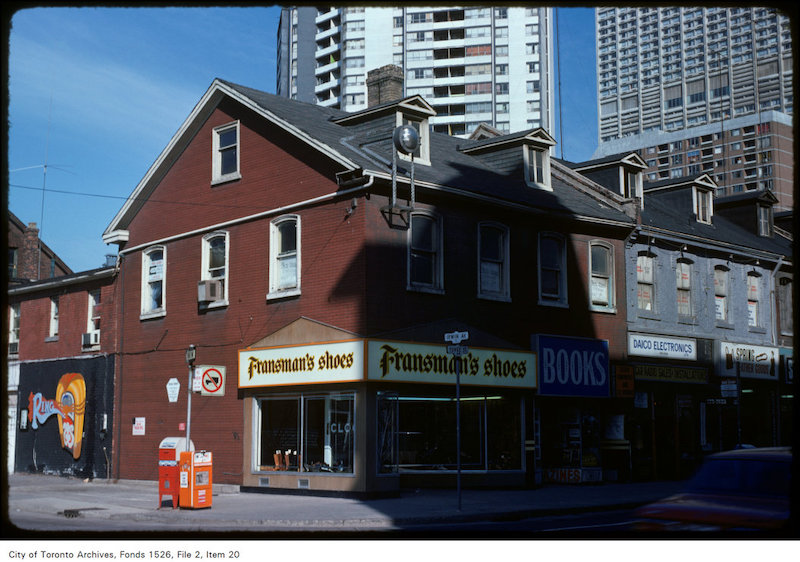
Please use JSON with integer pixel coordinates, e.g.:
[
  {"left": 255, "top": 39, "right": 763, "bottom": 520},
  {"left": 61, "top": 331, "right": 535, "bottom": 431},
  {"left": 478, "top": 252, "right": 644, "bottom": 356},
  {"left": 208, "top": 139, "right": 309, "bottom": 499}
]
[{"left": 196, "top": 366, "right": 226, "bottom": 396}]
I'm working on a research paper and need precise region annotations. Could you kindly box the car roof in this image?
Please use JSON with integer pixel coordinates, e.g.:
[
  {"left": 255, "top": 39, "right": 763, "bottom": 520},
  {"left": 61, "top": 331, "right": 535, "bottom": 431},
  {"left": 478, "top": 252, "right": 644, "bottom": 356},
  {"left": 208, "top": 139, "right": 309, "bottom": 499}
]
[{"left": 708, "top": 447, "right": 792, "bottom": 461}]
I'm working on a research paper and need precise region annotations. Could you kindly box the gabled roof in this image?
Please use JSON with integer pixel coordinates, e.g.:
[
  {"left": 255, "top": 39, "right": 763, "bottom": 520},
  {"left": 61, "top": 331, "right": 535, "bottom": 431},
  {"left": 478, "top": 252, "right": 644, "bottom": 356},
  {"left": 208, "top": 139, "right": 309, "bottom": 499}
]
[
  {"left": 457, "top": 128, "right": 556, "bottom": 154},
  {"left": 566, "top": 151, "right": 647, "bottom": 171},
  {"left": 329, "top": 94, "right": 436, "bottom": 125},
  {"left": 640, "top": 192, "right": 792, "bottom": 260},
  {"left": 644, "top": 173, "right": 716, "bottom": 193},
  {"left": 104, "top": 79, "right": 636, "bottom": 243},
  {"left": 715, "top": 189, "right": 779, "bottom": 208}
]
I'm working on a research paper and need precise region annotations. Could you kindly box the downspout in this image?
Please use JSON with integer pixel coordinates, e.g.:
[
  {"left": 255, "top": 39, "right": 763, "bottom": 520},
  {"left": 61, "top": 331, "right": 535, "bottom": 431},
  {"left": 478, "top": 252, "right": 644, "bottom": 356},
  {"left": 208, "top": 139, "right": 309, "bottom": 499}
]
[
  {"left": 770, "top": 257, "right": 785, "bottom": 347},
  {"left": 113, "top": 254, "right": 125, "bottom": 481}
]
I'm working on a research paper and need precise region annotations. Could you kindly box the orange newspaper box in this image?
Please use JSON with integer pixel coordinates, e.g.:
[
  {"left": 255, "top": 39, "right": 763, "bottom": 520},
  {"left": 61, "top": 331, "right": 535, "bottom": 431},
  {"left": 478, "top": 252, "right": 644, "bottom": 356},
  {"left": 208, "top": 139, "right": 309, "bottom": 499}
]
[
  {"left": 158, "top": 437, "right": 193, "bottom": 508},
  {"left": 179, "top": 450, "right": 213, "bottom": 509}
]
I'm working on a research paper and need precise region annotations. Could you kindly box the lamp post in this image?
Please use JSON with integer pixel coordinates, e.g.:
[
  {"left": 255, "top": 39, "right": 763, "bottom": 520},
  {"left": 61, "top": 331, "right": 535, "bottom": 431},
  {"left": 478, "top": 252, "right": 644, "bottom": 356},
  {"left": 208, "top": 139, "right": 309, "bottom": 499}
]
[{"left": 185, "top": 345, "right": 196, "bottom": 446}]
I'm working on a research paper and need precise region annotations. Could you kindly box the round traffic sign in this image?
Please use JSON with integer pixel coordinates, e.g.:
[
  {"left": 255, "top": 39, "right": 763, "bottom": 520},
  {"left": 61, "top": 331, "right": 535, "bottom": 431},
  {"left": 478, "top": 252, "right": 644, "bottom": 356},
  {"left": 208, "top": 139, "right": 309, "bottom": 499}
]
[{"left": 201, "top": 368, "right": 223, "bottom": 394}]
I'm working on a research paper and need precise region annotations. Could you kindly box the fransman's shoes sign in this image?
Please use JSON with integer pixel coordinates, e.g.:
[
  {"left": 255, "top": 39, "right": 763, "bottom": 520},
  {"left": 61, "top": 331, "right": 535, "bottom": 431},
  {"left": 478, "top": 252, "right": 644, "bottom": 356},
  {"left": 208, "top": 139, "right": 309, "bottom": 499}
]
[{"left": 239, "top": 340, "right": 536, "bottom": 389}]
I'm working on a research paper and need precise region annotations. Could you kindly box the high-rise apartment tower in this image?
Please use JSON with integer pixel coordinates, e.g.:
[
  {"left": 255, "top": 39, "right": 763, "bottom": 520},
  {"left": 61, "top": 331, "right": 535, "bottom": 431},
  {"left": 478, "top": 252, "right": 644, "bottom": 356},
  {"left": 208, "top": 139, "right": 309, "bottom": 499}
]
[
  {"left": 592, "top": 7, "right": 793, "bottom": 210},
  {"left": 277, "top": 6, "right": 555, "bottom": 138}
]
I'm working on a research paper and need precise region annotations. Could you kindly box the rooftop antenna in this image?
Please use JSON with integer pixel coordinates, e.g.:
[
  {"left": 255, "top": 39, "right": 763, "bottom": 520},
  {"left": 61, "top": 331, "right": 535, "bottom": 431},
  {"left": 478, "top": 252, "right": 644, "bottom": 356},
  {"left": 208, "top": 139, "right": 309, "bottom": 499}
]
[{"left": 10, "top": 95, "right": 73, "bottom": 279}]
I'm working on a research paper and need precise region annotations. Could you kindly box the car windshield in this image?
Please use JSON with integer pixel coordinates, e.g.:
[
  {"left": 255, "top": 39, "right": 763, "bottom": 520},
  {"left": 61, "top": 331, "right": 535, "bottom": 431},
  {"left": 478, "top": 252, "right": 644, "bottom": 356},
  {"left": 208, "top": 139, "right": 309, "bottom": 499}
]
[{"left": 686, "top": 458, "right": 790, "bottom": 497}]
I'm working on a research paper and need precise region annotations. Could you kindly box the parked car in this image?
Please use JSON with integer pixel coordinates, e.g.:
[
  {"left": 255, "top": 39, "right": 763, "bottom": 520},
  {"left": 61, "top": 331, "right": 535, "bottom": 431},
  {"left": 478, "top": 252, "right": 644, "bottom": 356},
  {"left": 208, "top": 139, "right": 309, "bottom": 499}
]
[{"left": 633, "top": 447, "right": 793, "bottom": 533}]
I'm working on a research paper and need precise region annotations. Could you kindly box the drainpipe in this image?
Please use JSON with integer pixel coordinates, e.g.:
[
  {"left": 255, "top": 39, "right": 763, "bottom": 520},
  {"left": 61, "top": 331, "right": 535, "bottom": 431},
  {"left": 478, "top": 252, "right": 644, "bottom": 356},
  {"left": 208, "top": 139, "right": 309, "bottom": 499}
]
[{"left": 770, "top": 257, "right": 784, "bottom": 347}]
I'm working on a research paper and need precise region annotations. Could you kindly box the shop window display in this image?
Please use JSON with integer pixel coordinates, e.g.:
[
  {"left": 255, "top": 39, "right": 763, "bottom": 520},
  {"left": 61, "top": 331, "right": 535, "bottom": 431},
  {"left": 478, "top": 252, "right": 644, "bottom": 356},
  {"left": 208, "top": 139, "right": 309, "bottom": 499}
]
[
  {"left": 377, "top": 394, "right": 522, "bottom": 473},
  {"left": 256, "top": 393, "right": 355, "bottom": 473}
]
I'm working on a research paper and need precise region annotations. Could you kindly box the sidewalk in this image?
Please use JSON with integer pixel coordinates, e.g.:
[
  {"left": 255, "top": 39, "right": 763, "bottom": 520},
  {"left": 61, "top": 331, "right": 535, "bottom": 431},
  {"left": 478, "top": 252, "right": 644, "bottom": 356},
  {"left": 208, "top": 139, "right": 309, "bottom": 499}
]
[{"left": 6, "top": 472, "right": 684, "bottom": 534}]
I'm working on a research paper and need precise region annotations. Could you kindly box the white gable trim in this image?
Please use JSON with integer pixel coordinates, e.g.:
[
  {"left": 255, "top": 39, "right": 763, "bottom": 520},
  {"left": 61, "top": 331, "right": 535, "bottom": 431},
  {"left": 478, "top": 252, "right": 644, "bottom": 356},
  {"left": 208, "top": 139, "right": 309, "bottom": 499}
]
[{"left": 103, "top": 79, "right": 359, "bottom": 239}]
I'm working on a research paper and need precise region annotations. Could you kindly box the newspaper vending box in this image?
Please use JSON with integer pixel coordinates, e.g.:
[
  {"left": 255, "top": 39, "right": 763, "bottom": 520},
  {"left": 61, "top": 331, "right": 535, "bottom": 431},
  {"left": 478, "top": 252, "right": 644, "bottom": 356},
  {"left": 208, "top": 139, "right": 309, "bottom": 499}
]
[
  {"left": 158, "top": 437, "right": 194, "bottom": 508},
  {"left": 179, "top": 450, "right": 213, "bottom": 509}
]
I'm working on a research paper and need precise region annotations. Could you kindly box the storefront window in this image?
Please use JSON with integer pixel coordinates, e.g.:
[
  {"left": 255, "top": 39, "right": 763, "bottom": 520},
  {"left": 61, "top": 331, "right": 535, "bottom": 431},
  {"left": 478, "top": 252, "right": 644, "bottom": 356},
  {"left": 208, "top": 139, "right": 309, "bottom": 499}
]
[
  {"left": 378, "top": 394, "right": 521, "bottom": 473},
  {"left": 256, "top": 393, "right": 355, "bottom": 474}
]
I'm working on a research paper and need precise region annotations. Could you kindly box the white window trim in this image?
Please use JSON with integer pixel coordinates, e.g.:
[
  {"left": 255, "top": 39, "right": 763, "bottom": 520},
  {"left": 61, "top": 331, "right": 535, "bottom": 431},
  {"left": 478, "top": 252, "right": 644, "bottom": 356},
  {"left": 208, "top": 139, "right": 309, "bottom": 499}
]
[
  {"left": 395, "top": 112, "right": 431, "bottom": 166},
  {"left": 589, "top": 240, "right": 616, "bottom": 313},
  {"left": 636, "top": 252, "right": 657, "bottom": 315},
  {"left": 85, "top": 290, "right": 101, "bottom": 348},
  {"left": 676, "top": 258, "right": 694, "bottom": 320},
  {"left": 746, "top": 271, "right": 762, "bottom": 329},
  {"left": 9, "top": 303, "right": 20, "bottom": 353},
  {"left": 477, "top": 222, "right": 511, "bottom": 302},
  {"left": 268, "top": 215, "right": 301, "bottom": 300},
  {"left": 713, "top": 265, "right": 731, "bottom": 325},
  {"left": 141, "top": 246, "right": 166, "bottom": 320},
  {"left": 524, "top": 144, "right": 552, "bottom": 190},
  {"left": 538, "top": 232, "right": 568, "bottom": 308},
  {"left": 201, "top": 231, "right": 230, "bottom": 307},
  {"left": 211, "top": 121, "right": 242, "bottom": 185},
  {"left": 693, "top": 186, "right": 713, "bottom": 223},
  {"left": 48, "top": 297, "right": 59, "bottom": 339},
  {"left": 407, "top": 211, "right": 444, "bottom": 294}
]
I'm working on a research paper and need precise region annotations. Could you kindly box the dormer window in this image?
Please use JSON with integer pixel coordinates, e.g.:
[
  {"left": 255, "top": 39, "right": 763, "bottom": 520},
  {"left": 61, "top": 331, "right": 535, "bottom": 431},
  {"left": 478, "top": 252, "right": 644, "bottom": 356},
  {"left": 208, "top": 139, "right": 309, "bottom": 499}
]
[
  {"left": 622, "top": 168, "right": 642, "bottom": 200},
  {"left": 525, "top": 144, "right": 551, "bottom": 189},
  {"left": 396, "top": 113, "right": 430, "bottom": 166},
  {"left": 693, "top": 186, "right": 713, "bottom": 223},
  {"left": 757, "top": 204, "right": 773, "bottom": 237}
]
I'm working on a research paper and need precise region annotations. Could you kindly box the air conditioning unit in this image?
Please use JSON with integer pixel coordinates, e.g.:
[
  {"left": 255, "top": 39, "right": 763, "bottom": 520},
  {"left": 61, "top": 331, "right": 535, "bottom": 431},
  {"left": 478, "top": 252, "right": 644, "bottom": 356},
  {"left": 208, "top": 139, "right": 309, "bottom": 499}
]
[
  {"left": 9, "top": 341, "right": 19, "bottom": 354},
  {"left": 82, "top": 331, "right": 100, "bottom": 347},
  {"left": 198, "top": 279, "right": 222, "bottom": 302}
]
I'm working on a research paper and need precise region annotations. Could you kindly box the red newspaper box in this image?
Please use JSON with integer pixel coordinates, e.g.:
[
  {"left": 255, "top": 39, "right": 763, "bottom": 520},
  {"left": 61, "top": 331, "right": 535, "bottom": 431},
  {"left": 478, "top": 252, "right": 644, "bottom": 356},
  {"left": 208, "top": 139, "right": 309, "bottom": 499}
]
[{"left": 158, "top": 437, "right": 193, "bottom": 508}]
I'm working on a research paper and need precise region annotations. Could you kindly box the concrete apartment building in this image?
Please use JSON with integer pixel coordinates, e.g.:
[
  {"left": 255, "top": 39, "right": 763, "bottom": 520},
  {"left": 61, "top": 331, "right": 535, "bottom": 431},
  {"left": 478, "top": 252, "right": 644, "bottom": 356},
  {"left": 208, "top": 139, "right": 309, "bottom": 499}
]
[
  {"left": 591, "top": 6, "right": 793, "bottom": 211},
  {"left": 277, "top": 6, "right": 555, "bottom": 137}
]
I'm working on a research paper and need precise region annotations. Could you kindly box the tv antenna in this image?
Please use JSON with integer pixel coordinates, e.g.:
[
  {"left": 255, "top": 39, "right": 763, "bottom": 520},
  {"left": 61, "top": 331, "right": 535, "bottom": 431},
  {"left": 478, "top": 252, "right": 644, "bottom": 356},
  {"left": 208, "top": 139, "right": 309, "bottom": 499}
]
[{"left": 10, "top": 95, "right": 74, "bottom": 279}]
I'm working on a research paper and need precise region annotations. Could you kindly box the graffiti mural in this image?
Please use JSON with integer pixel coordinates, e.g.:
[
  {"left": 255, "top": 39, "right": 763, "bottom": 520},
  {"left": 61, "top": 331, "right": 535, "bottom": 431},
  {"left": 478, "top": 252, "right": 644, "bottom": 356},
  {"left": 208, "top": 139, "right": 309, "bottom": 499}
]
[
  {"left": 16, "top": 356, "right": 114, "bottom": 478},
  {"left": 28, "top": 372, "right": 87, "bottom": 459}
]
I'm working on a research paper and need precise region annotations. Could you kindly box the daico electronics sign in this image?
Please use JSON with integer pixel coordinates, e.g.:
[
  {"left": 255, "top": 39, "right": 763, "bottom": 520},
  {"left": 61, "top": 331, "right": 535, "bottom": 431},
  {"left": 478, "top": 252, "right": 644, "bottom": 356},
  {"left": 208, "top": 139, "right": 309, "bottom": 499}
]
[{"left": 537, "top": 335, "right": 609, "bottom": 397}]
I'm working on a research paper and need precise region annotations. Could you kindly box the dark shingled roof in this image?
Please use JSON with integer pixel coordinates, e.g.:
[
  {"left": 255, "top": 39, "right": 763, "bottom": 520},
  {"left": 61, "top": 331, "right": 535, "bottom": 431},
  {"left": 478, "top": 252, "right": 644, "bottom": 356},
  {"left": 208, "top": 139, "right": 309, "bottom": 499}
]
[{"left": 219, "top": 79, "right": 634, "bottom": 224}]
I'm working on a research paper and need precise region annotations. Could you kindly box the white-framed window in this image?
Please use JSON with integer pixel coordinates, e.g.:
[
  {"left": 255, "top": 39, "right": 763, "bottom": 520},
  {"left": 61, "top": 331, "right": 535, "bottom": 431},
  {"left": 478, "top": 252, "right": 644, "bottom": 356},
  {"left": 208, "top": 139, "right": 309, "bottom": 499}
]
[
  {"left": 778, "top": 275, "right": 793, "bottom": 336},
  {"left": 676, "top": 259, "right": 693, "bottom": 318},
  {"left": 9, "top": 303, "right": 20, "bottom": 354},
  {"left": 538, "top": 232, "right": 567, "bottom": 307},
  {"left": 396, "top": 112, "right": 431, "bottom": 166},
  {"left": 268, "top": 215, "right": 301, "bottom": 300},
  {"left": 622, "top": 168, "right": 642, "bottom": 200},
  {"left": 694, "top": 187, "right": 713, "bottom": 223},
  {"left": 49, "top": 297, "right": 59, "bottom": 338},
  {"left": 408, "top": 211, "right": 443, "bottom": 293},
  {"left": 758, "top": 204, "right": 773, "bottom": 236},
  {"left": 524, "top": 145, "right": 551, "bottom": 189},
  {"left": 747, "top": 272, "right": 761, "bottom": 327},
  {"left": 636, "top": 253, "right": 655, "bottom": 312},
  {"left": 212, "top": 121, "right": 241, "bottom": 184},
  {"left": 589, "top": 241, "right": 615, "bottom": 311},
  {"left": 141, "top": 246, "right": 166, "bottom": 318},
  {"left": 478, "top": 222, "right": 510, "bottom": 301},
  {"left": 714, "top": 266, "right": 729, "bottom": 322},
  {"left": 202, "top": 231, "right": 229, "bottom": 305},
  {"left": 85, "top": 290, "right": 101, "bottom": 346}
]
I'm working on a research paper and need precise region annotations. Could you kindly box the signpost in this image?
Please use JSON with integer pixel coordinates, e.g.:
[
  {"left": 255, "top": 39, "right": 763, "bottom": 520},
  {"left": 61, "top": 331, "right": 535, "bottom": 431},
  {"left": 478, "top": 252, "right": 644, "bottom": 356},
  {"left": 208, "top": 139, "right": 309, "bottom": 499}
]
[
  {"left": 185, "top": 345, "right": 196, "bottom": 448},
  {"left": 445, "top": 330, "right": 469, "bottom": 512}
]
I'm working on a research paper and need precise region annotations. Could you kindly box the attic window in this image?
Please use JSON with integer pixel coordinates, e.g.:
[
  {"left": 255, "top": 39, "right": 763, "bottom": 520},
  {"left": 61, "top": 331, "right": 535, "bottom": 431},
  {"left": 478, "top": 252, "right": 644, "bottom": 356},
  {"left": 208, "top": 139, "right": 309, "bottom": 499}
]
[
  {"left": 396, "top": 113, "right": 430, "bottom": 166},
  {"left": 524, "top": 144, "right": 551, "bottom": 189},
  {"left": 693, "top": 187, "right": 713, "bottom": 224},
  {"left": 758, "top": 204, "right": 773, "bottom": 237},
  {"left": 212, "top": 121, "right": 241, "bottom": 185}
]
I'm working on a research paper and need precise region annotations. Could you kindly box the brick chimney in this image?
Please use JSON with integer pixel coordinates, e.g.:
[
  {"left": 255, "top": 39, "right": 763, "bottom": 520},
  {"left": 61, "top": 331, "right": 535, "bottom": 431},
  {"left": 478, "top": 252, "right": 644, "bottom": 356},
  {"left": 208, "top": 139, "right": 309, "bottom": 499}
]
[
  {"left": 21, "top": 222, "right": 40, "bottom": 280},
  {"left": 366, "top": 65, "right": 404, "bottom": 107}
]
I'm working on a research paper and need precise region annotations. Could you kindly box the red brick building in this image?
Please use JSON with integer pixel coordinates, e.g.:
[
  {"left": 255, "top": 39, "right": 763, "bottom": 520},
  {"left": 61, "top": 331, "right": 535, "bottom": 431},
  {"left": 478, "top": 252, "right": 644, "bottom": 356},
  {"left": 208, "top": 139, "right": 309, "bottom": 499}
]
[{"left": 98, "top": 79, "right": 637, "bottom": 495}]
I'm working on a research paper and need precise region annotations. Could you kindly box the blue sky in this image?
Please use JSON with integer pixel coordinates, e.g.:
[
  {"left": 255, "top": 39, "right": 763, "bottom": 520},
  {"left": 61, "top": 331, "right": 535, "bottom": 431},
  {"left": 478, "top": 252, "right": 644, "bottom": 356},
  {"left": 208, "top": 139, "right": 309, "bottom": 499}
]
[{"left": 7, "top": 6, "right": 598, "bottom": 273}]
